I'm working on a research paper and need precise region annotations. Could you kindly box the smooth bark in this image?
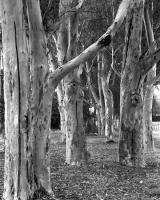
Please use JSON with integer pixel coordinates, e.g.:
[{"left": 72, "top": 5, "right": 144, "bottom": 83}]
[
  {"left": 48, "top": 0, "right": 131, "bottom": 86},
  {"left": 143, "top": 7, "right": 156, "bottom": 152},
  {"left": 101, "top": 54, "right": 114, "bottom": 140},
  {"left": 97, "top": 53, "right": 105, "bottom": 136}
]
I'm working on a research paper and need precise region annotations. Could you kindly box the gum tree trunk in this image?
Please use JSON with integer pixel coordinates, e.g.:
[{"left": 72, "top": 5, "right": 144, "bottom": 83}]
[
  {"left": 85, "top": 60, "right": 101, "bottom": 135},
  {"left": 2, "top": 0, "right": 54, "bottom": 199},
  {"left": 119, "top": 0, "right": 145, "bottom": 167},
  {"left": 63, "top": 0, "right": 87, "bottom": 165},
  {"left": 97, "top": 53, "right": 105, "bottom": 136},
  {"left": 56, "top": 17, "right": 67, "bottom": 139},
  {"left": 143, "top": 85, "right": 155, "bottom": 152},
  {"left": 143, "top": 7, "right": 156, "bottom": 152},
  {"left": 0, "top": 51, "right": 4, "bottom": 137},
  {"left": 27, "top": 0, "right": 53, "bottom": 194},
  {"left": 101, "top": 54, "right": 114, "bottom": 140},
  {"left": 2, "top": 0, "right": 32, "bottom": 199},
  {"left": 55, "top": 0, "right": 87, "bottom": 164}
]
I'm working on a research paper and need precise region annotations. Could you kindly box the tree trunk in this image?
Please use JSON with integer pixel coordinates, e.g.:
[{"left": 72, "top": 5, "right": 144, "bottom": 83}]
[
  {"left": 57, "top": 0, "right": 87, "bottom": 165},
  {"left": 2, "top": 0, "right": 32, "bottom": 199},
  {"left": 0, "top": 50, "right": 4, "bottom": 137},
  {"left": 102, "top": 80, "right": 114, "bottom": 140},
  {"left": 101, "top": 53, "right": 114, "bottom": 140},
  {"left": 57, "top": 83, "right": 66, "bottom": 141},
  {"left": 64, "top": 81, "right": 86, "bottom": 165},
  {"left": 96, "top": 106, "right": 102, "bottom": 135},
  {"left": 56, "top": 18, "right": 67, "bottom": 140},
  {"left": 2, "top": 0, "right": 54, "bottom": 199},
  {"left": 85, "top": 60, "right": 101, "bottom": 135},
  {"left": 119, "top": 0, "right": 145, "bottom": 167},
  {"left": 97, "top": 53, "right": 105, "bottom": 136},
  {"left": 143, "top": 85, "right": 155, "bottom": 152},
  {"left": 27, "top": 0, "right": 53, "bottom": 194},
  {"left": 143, "top": 7, "right": 156, "bottom": 152}
]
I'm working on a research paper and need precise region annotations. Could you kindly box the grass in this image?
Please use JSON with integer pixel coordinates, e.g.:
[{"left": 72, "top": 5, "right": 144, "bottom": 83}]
[{"left": 1, "top": 131, "right": 160, "bottom": 199}]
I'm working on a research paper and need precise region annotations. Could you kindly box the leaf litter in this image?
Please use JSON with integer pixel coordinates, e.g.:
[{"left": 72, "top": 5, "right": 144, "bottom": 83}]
[{"left": 1, "top": 133, "right": 160, "bottom": 199}]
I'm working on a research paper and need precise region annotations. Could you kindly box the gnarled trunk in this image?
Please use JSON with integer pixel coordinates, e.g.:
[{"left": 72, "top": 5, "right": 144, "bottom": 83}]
[
  {"left": 64, "top": 81, "right": 86, "bottom": 165},
  {"left": 119, "top": 0, "right": 145, "bottom": 167}
]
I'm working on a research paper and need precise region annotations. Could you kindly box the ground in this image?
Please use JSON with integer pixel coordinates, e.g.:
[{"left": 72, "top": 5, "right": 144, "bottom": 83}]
[{"left": 1, "top": 131, "right": 160, "bottom": 199}]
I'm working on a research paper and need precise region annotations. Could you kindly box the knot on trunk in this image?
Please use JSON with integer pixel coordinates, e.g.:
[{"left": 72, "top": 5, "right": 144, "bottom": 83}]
[
  {"left": 66, "top": 80, "right": 79, "bottom": 96},
  {"left": 98, "top": 34, "right": 112, "bottom": 48},
  {"left": 131, "top": 92, "right": 141, "bottom": 106}
]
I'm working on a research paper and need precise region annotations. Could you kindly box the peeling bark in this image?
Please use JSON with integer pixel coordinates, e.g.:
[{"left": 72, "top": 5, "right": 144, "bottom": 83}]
[
  {"left": 26, "top": 0, "right": 53, "bottom": 194},
  {"left": 2, "top": 0, "right": 32, "bottom": 199},
  {"left": 119, "top": 0, "right": 145, "bottom": 167},
  {"left": 59, "top": 0, "right": 87, "bottom": 165}
]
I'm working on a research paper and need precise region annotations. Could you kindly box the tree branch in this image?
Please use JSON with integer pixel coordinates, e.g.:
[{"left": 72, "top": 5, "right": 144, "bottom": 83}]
[
  {"left": 140, "top": 6, "right": 158, "bottom": 77},
  {"left": 145, "top": 72, "right": 160, "bottom": 87},
  {"left": 140, "top": 47, "right": 160, "bottom": 76},
  {"left": 85, "top": 61, "right": 99, "bottom": 105},
  {"left": 48, "top": 0, "right": 130, "bottom": 86},
  {"left": 48, "top": 0, "right": 85, "bottom": 33},
  {"left": 111, "top": 63, "right": 121, "bottom": 77}
]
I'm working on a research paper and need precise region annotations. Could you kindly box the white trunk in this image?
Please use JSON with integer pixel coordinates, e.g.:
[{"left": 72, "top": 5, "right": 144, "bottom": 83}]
[
  {"left": 101, "top": 53, "right": 114, "bottom": 139},
  {"left": 56, "top": 17, "right": 67, "bottom": 137},
  {"left": 143, "top": 7, "right": 156, "bottom": 152},
  {"left": 2, "top": 0, "right": 32, "bottom": 199},
  {"left": 97, "top": 53, "right": 105, "bottom": 136}
]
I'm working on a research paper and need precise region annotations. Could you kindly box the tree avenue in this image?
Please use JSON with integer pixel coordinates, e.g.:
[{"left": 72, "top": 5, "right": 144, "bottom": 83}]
[{"left": 1, "top": 0, "right": 160, "bottom": 199}]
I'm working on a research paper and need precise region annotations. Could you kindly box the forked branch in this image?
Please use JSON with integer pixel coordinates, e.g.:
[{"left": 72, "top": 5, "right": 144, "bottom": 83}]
[{"left": 48, "top": 0, "right": 131, "bottom": 86}]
